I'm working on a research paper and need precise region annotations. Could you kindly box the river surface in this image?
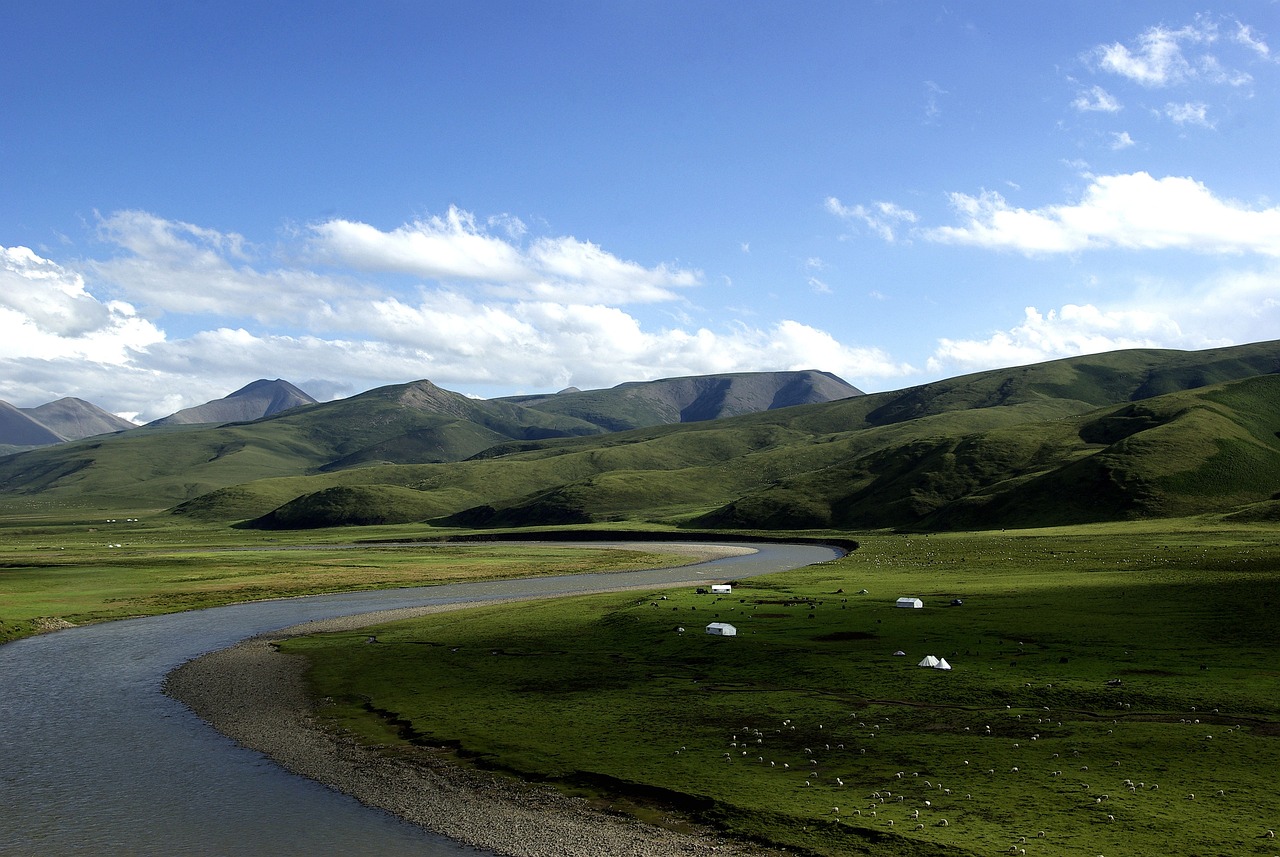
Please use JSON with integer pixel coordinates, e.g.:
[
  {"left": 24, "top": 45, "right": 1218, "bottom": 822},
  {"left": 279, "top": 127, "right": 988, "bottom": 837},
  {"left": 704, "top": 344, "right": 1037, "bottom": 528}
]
[{"left": 0, "top": 542, "right": 838, "bottom": 856}]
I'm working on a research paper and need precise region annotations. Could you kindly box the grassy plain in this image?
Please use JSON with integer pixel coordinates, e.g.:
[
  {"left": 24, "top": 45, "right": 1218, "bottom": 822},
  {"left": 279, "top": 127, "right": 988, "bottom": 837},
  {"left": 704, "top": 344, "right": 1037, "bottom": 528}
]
[
  {"left": 282, "top": 521, "right": 1280, "bottom": 857},
  {"left": 0, "top": 512, "right": 703, "bottom": 644}
]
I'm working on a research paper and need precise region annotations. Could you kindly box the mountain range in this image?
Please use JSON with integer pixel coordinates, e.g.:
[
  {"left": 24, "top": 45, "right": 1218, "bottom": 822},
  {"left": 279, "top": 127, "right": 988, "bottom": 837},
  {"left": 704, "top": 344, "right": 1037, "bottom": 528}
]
[{"left": 1, "top": 343, "right": 1277, "bottom": 532}]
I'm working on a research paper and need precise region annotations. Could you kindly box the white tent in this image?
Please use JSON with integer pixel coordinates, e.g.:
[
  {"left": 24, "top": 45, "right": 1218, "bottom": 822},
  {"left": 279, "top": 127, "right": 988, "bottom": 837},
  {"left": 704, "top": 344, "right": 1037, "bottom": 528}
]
[
  {"left": 710, "top": 584, "right": 732, "bottom": 594},
  {"left": 896, "top": 597, "right": 923, "bottom": 609},
  {"left": 917, "top": 655, "right": 940, "bottom": 668},
  {"left": 893, "top": 650, "right": 907, "bottom": 656},
  {"left": 705, "top": 622, "right": 737, "bottom": 636},
  {"left": 934, "top": 657, "right": 952, "bottom": 671}
]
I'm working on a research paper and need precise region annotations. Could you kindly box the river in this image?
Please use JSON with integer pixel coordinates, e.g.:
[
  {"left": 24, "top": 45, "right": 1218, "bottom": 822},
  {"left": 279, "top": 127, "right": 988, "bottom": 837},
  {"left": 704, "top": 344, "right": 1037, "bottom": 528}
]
[{"left": 0, "top": 542, "right": 838, "bottom": 856}]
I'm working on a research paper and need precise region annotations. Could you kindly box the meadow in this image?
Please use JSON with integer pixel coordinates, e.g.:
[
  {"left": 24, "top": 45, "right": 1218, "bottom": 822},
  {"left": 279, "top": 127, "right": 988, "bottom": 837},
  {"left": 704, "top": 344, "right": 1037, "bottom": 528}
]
[
  {"left": 280, "top": 521, "right": 1280, "bottom": 857},
  {"left": 0, "top": 512, "right": 702, "bottom": 644}
]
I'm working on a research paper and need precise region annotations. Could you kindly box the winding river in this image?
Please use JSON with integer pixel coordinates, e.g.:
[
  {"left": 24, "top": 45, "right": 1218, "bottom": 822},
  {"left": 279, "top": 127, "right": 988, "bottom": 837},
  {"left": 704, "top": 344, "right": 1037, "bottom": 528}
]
[{"left": 0, "top": 542, "right": 838, "bottom": 856}]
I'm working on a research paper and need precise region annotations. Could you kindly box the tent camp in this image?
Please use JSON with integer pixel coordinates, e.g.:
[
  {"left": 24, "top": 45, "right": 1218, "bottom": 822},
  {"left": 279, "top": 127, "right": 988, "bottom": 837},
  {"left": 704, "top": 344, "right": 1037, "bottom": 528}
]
[
  {"left": 917, "top": 655, "right": 952, "bottom": 670},
  {"left": 896, "top": 597, "right": 924, "bottom": 609},
  {"left": 706, "top": 622, "right": 737, "bottom": 636}
]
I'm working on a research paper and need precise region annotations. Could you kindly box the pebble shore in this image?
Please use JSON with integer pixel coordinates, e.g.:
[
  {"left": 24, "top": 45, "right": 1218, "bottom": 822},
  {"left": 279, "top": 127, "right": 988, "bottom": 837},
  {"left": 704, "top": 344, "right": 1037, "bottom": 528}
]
[{"left": 165, "top": 548, "right": 787, "bottom": 857}]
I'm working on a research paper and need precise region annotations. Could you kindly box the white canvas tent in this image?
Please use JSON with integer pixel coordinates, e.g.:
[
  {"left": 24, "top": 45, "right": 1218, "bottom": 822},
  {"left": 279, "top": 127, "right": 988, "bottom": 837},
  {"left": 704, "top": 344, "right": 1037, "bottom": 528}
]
[
  {"left": 917, "top": 655, "right": 940, "bottom": 668},
  {"left": 896, "top": 597, "right": 923, "bottom": 609},
  {"left": 935, "top": 657, "right": 952, "bottom": 670},
  {"left": 705, "top": 622, "right": 737, "bottom": 636},
  {"left": 710, "top": 584, "right": 732, "bottom": 594}
]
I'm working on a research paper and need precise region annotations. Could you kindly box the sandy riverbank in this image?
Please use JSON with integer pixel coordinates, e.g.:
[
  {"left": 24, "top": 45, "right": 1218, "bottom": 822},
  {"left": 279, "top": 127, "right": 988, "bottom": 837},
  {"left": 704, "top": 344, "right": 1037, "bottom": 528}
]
[{"left": 165, "top": 545, "right": 787, "bottom": 857}]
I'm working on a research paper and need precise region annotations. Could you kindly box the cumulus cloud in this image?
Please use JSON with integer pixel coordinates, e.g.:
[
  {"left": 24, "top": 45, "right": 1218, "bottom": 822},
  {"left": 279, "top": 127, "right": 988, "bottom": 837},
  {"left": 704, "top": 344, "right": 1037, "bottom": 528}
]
[
  {"left": 0, "top": 208, "right": 917, "bottom": 420},
  {"left": 826, "top": 197, "right": 919, "bottom": 242},
  {"left": 925, "top": 172, "right": 1280, "bottom": 256},
  {"left": 310, "top": 206, "right": 700, "bottom": 304},
  {"left": 0, "top": 245, "right": 164, "bottom": 366},
  {"left": 927, "top": 304, "right": 1189, "bottom": 374},
  {"left": 926, "top": 262, "right": 1279, "bottom": 376}
]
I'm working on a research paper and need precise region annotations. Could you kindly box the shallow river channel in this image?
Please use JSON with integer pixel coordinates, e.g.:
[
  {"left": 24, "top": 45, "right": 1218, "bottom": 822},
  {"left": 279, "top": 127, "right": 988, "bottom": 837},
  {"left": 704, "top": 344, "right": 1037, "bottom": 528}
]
[{"left": 0, "top": 542, "right": 839, "bottom": 856}]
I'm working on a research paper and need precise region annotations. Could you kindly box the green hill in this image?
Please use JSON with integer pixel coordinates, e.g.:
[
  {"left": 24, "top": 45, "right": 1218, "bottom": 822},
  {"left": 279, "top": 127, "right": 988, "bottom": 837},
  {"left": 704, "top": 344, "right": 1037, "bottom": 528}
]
[
  {"left": 202, "top": 341, "right": 1280, "bottom": 532},
  {"left": 1, "top": 341, "right": 1277, "bottom": 529},
  {"left": 0, "top": 372, "right": 855, "bottom": 508}
]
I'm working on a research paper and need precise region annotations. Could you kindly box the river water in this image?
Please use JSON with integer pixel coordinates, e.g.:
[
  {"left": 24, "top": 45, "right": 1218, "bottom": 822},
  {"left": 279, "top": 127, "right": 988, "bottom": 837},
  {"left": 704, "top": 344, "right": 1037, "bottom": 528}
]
[{"left": 0, "top": 543, "right": 838, "bottom": 856}]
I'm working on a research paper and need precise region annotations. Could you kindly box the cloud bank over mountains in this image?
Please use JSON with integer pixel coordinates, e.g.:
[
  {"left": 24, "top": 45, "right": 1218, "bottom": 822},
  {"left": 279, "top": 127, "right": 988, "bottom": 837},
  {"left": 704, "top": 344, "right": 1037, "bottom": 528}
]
[{"left": 3, "top": 212, "right": 909, "bottom": 422}]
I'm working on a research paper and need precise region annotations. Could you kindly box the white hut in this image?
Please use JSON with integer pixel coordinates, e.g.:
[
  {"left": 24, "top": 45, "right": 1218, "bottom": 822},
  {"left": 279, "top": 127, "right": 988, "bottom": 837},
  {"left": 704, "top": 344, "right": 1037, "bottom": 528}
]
[
  {"left": 705, "top": 622, "right": 737, "bottom": 636},
  {"left": 896, "top": 597, "right": 924, "bottom": 609},
  {"left": 710, "top": 584, "right": 732, "bottom": 594}
]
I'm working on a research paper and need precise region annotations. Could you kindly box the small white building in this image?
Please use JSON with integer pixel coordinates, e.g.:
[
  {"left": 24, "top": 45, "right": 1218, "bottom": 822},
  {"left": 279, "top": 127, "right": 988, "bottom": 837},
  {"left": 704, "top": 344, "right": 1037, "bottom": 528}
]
[
  {"left": 896, "top": 597, "right": 924, "bottom": 609},
  {"left": 710, "top": 584, "right": 733, "bottom": 594},
  {"left": 705, "top": 622, "right": 737, "bottom": 636}
]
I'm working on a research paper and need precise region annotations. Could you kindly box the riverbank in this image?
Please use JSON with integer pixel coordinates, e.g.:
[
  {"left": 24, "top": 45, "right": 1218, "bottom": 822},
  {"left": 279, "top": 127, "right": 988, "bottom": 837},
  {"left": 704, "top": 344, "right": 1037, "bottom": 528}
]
[{"left": 166, "top": 546, "right": 787, "bottom": 857}]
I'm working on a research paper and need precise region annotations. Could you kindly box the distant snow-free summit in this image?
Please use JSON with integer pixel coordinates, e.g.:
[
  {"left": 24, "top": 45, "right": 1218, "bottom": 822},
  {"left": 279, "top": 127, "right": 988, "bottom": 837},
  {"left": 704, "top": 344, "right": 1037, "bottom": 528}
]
[{"left": 146, "top": 379, "right": 319, "bottom": 427}]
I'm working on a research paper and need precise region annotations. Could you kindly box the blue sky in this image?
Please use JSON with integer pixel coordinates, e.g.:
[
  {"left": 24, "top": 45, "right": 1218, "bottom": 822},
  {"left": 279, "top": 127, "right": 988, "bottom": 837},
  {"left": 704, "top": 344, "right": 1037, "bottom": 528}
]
[{"left": 2, "top": 1, "right": 1278, "bottom": 422}]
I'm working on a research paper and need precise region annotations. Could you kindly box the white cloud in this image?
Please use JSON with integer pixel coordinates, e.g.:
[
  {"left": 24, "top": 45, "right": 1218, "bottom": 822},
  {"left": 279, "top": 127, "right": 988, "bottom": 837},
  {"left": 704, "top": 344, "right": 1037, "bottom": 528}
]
[
  {"left": 1088, "top": 16, "right": 1261, "bottom": 89},
  {"left": 808, "top": 277, "right": 832, "bottom": 295},
  {"left": 92, "top": 210, "right": 361, "bottom": 322},
  {"left": 310, "top": 208, "right": 529, "bottom": 281},
  {"left": 826, "top": 196, "right": 919, "bottom": 242},
  {"left": 927, "top": 304, "right": 1201, "bottom": 375},
  {"left": 926, "top": 261, "right": 1280, "bottom": 376},
  {"left": 1164, "top": 101, "right": 1213, "bottom": 127},
  {"left": 1091, "top": 20, "right": 1216, "bottom": 87},
  {"left": 1233, "top": 22, "right": 1271, "bottom": 59},
  {"left": 0, "top": 211, "right": 912, "bottom": 421},
  {"left": 0, "top": 245, "right": 164, "bottom": 366},
  {"left": 1072, "top": 85, "right": 1122, "bottom": 113},
  {"left": 310, "top": 207, "right": 700, "bottom": 304},
  {"left": 925, "top": 172, "right": 1280, "bottom": 256},
  {"left": 923, "top": 80, "right": 947, "bottom": 122},
  {"left": 1110, "top": 131, "right": 1136, "bottom": 149}
]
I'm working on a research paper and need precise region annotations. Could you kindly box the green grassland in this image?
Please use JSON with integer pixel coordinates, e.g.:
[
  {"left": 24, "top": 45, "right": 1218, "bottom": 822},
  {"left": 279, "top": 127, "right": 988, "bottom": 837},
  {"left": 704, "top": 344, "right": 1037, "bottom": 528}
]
[
  {"left": 0, "top": 514, "right": 706, "bottom": 643},
  {"left": 283, "top": 522, "right": 1280, "bottom": 856}
]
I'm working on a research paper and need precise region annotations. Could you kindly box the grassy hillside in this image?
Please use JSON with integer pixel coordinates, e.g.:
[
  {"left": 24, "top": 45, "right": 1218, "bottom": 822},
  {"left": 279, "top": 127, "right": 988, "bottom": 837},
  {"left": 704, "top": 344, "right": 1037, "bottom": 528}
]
[
  {"left": 502, "top": 369, "right": 861, "bottom": 430},
  {"left": 1, "top": 341, "right": 1277, "bottom": 530},
  {"left": 200, "top": 367, "right": 1280, "bottom": 534}
]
